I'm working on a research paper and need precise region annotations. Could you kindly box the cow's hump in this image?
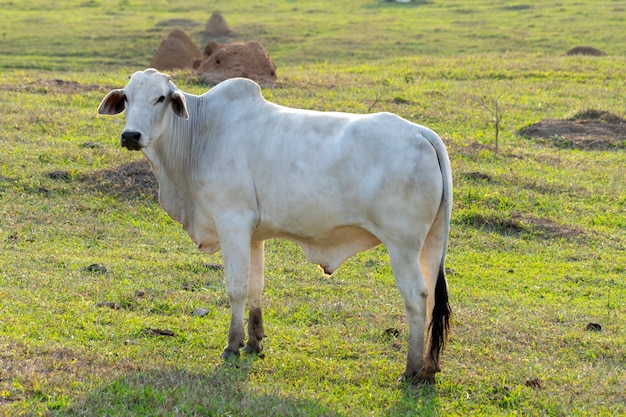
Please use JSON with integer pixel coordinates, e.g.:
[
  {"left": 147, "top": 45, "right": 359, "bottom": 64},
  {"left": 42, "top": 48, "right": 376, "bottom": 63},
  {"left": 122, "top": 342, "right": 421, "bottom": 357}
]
[{"left": 209, "top": 77, "right": 264, "bottom": 104}]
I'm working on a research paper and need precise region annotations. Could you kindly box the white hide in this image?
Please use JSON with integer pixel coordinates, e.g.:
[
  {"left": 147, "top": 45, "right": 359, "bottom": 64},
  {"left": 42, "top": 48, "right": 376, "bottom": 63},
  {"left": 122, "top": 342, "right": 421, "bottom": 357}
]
[{"left": 98, "top": 68, "right": 452, "bottom": 382}]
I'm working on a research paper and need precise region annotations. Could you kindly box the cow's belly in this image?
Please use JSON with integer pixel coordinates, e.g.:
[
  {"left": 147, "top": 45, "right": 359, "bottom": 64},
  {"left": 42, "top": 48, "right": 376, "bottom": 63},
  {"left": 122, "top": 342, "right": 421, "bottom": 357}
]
[{"left": 254, "top": 225, "right": 381, "bottom": 275}]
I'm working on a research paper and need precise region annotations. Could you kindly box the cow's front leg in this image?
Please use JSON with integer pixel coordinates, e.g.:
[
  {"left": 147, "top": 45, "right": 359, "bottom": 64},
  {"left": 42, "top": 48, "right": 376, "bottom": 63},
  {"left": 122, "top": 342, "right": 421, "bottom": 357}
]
[
  {"left": 243, "top": 240, "right": 266, "bottom": 354},
  {"left": 219, "top": 229, "right": 252, "bottom": 359}
]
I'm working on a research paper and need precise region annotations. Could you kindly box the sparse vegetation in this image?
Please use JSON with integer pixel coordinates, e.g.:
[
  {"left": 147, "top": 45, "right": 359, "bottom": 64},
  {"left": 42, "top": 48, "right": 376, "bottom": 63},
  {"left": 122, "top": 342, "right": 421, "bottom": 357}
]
[
  {"left": 479, "top": 86, "right": 506, "bottom": 155},
  {"left": 1, "top": 1, "right": 625, "bottom": 416}
]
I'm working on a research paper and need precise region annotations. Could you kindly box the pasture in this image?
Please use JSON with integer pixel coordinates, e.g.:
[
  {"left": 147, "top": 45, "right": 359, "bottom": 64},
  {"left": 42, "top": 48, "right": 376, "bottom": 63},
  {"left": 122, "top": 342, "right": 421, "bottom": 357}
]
[{"left": 0, "top": 1, "right": 624, "bottom": 416}]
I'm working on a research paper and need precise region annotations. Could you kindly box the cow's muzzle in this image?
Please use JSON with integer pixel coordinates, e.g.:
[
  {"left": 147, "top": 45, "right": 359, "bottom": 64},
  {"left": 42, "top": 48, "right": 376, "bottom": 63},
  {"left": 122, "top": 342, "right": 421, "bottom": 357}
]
[{"left": 120, "top": 131, "right": 143, "bottom": 151}]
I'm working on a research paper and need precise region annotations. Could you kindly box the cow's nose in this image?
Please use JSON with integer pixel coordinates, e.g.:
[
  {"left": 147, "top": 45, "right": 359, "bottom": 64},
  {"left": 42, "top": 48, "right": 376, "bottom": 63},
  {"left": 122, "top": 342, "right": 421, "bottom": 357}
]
[{"left": 120, "top": 131, "right": 142, "bottom": 150}]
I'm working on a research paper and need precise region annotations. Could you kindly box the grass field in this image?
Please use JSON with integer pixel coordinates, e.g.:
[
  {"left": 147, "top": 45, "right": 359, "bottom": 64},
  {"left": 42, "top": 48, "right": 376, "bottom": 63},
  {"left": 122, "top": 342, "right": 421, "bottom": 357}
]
[{"left": 0, "top": 1, "right": 625, "bottom": 416}]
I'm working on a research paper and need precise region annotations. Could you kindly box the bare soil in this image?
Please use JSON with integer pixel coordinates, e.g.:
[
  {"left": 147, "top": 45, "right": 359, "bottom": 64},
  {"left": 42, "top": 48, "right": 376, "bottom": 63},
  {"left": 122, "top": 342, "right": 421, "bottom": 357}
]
[
  {"left": 204, "top": 11, "right": 232, "bottom": 36},
  {"left": 566, "top": 46, "right": 607, "bottom": 56},
  {"left": 193, "top": 40, "right": 278, "bottom": 86},
  {"left": 150, "top": 29, "right": 202, "bottom": 71},
  {"left": 519, "top": 110, "right": 626, "bottom": 150},
  {"left": 81, "top": 159, "right": 158, "bottom": 201},
  {"left": 147, "top": 13, "right": 276, "bottom": 86},
  {"left": 0, "top": 79, "right": 104, "bottom": 94}
]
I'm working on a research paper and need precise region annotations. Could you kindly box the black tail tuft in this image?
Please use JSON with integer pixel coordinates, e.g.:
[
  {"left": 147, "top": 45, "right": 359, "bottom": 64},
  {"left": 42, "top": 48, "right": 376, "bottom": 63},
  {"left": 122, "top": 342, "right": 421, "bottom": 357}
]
[{"left": 428, "top": 265, "right": 451, "bottom": 367}]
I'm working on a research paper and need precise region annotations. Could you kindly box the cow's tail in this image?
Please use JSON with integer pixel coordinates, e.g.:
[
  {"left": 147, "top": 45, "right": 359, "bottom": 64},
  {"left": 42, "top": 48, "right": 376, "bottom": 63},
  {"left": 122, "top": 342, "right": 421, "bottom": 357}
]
[
  {"left": 424, "top": 129, "right": 452, "bottom": 370},
  {"left": 429, "top": 262, "right": 451, "bottom": 370}
]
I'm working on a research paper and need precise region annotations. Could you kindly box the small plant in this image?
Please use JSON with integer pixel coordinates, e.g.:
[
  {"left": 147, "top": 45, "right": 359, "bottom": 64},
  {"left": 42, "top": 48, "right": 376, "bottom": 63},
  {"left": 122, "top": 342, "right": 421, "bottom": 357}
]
[
  {"left": 480, "top": 87, "right": 506, "bottom": 155},
  {"left": 368, "top": 78, "right": 391, "bottom": 112}
]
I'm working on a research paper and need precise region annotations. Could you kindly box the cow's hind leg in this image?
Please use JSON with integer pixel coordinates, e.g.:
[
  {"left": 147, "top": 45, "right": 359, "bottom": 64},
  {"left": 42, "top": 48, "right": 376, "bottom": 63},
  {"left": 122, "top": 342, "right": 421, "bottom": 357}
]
[
  {"left": 387, "top": 244, "right": 432, "bottom": 383},
  {"left": 243, "top": 241, "right": 266, "bottom": 354}
]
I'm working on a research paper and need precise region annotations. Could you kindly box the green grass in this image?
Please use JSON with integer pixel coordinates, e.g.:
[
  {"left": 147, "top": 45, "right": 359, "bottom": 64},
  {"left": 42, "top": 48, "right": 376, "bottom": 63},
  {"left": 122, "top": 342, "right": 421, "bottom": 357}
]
[
  {"left": 1, "top": 0, "right": 626, "bottom": 69},
  {"left": 1, "top": 1, "right": 625, "bottom": 416}
]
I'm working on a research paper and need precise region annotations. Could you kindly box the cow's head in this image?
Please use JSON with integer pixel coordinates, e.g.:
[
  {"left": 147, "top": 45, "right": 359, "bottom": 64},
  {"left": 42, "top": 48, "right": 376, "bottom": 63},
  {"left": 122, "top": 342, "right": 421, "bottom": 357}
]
[{"left": 98, "top": 68, "right": 189, "bottom": 151}]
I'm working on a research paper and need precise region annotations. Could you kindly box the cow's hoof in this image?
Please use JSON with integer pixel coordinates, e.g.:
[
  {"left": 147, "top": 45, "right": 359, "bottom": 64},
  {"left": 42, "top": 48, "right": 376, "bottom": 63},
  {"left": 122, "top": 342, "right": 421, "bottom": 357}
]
[
  {"left": 221, "top": 349, "right": 240, "bottom": 360},
  {"left": 242, "top": 342, "right": 263, "bottom": 354},
  {"left": 400, "top": 368, "right": 437, "bottom": 385}
]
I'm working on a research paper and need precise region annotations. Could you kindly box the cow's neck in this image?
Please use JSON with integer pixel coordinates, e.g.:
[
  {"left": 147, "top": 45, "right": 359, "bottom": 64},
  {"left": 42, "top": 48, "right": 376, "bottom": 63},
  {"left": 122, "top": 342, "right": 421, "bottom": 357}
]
[{"left": 142, "top": 93, "right": 212, "bottom": 233}]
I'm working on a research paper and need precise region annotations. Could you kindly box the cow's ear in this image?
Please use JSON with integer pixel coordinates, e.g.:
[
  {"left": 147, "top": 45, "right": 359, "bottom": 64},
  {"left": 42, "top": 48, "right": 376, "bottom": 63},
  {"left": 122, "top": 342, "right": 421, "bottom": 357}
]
[
  {"left": 98, "top": 89, "right": 125, "bottom": 115},
  {"left": 171, "top": 90, "right": 189, "bottom": 120}
]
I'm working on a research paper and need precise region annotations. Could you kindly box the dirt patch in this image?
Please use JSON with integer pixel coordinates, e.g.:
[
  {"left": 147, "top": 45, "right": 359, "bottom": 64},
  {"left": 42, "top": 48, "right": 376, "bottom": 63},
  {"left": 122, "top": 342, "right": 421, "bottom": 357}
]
[
  {"left": 566, "top": 46, "right": 606, "bottom": 56},
  {"left": 143, "top": 328, "right": 176, "bottom": 337},
  {"left": 41, "top": 79, "right": 104, "bottom": 92},
  {"left": 80, "top": 159, "right": 158, "bottom": 201},
  {"left": 462, "top": 171, "right": 493, "bottom": 181},
  {"left": 150, "top": 29, "right": 202, "bottom": 71},
  {"left": 155, "top": 18, "right": 197, "bottom": 28},
  {"left": 193, "top": 40, "right": 277, "bottom": 86},
  {"left": 519, "top": 110, "right": 626, "bottom": 150},
  {"left": 0, "top": 79, "right": 104, "bottom": 94}
]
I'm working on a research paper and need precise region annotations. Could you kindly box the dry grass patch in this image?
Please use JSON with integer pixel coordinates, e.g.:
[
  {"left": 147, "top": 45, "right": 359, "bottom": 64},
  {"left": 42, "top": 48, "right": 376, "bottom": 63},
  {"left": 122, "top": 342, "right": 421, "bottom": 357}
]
[
  {"left": 79, "top": 159, "right": 158, "bottom": 201},
  {"left": 459, "top": 211, "right": 584, "bottom": 239},
  {"left": 0, "top": 341, "right": 138, "bottom": 410}
]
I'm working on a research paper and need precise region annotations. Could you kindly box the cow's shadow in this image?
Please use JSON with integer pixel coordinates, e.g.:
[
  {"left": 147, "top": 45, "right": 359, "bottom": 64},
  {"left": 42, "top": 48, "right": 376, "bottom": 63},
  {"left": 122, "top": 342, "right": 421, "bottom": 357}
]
[
  {"left": 54, "top": 355, "right": 439, "bottom": 416},
  {"left": 55, "top": 356, "right": 337, "bottom": 416},
  {"left": 384, "top": 381, "right": 439, "bottom": 416}
]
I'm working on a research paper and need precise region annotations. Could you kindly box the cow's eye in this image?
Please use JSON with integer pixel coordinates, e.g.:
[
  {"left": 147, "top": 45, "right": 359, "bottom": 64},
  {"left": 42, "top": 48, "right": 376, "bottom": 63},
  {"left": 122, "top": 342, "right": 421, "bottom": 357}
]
[
  {"left": 122, "top": 94, "right": 127, "bottom": 102},
  {"left": 156, "top": 95, "right": 165, "bottom": 104}
]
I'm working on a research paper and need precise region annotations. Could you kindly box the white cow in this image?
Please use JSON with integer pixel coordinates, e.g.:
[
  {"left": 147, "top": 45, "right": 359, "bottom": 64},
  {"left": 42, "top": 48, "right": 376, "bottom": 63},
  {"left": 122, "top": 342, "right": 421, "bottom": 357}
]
[{"left": 98, "top": 68, "right": 452, "bottom": 383}]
